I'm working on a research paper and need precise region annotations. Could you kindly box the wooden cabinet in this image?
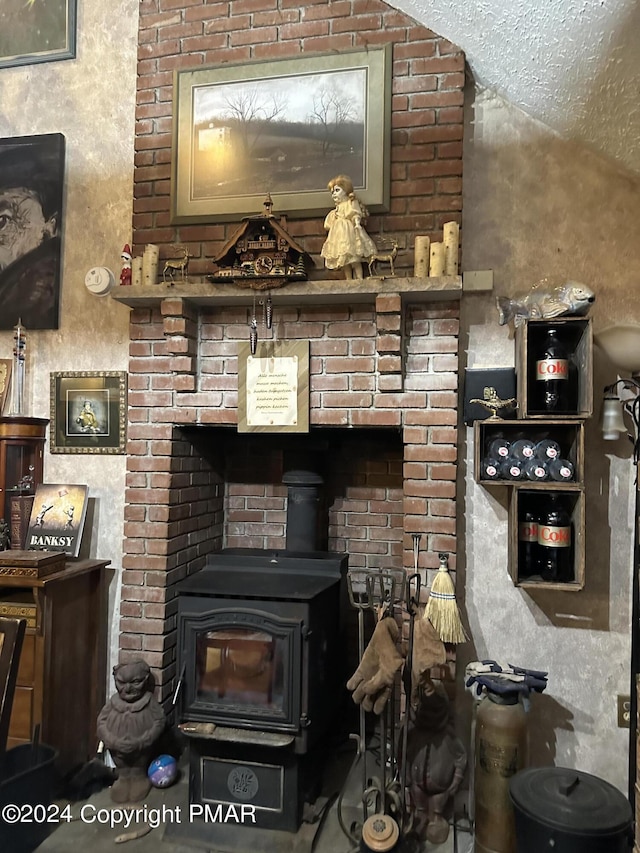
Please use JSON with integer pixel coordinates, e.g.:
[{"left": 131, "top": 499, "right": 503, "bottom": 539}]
[
  {"left": 0, "top": 558, "right": 110, "bottom": 775},
  {"left": 475, "top": 318, "right": 592, "bottom": 590},
  {"left": 0, "top": 416, "right": 48, "bottom": 547}
]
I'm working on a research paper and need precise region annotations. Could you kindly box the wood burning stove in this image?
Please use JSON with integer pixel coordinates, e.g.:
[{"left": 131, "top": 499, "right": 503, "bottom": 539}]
[{"left": 176, "top": 545, "right": 347, "bottom": 833}]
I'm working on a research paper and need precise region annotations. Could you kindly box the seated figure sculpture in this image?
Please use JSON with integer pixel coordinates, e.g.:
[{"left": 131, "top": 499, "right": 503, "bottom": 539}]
[{"left": 97, "top": 660, "right": 166, "bottom": 803}]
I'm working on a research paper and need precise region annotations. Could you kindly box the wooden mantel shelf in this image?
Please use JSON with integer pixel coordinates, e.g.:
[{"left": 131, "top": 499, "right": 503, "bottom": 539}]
[{"left": 110, "top": 275, "right": 463, "bottom": 308}]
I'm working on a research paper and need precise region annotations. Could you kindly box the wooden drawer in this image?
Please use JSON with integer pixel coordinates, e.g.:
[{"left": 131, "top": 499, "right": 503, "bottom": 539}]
[
  {"left": 9, "top": 685, "right": 34, "bottom": 740},
  {"left": 16, "top": 631, "right": 36, "bottom": 685}
]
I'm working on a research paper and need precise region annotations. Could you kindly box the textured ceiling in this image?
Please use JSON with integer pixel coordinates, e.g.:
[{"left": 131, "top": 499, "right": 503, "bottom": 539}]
[{"left": 391, "top": 0, "right": 640, "bottom": 178}]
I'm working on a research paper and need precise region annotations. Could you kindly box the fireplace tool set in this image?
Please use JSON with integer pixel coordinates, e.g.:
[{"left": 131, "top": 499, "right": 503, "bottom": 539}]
[{"left": 341, "top": 564, "right": 423, "bottom": 852}]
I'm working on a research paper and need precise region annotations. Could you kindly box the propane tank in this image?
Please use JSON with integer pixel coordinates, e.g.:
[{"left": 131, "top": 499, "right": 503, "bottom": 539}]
[{"left": 474, "top": 692, "right": 528, "bottom": 853}]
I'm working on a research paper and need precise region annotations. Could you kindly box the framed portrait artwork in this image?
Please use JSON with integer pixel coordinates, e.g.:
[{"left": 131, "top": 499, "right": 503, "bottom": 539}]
[
  {"left": 170, "top": 45, "right": 392, "bottom": 223},
  {"left": 50, "top": 371, "right": 127, "bottom": 454},
  {"left": 0, "top": 0, "right": 77, "bottom": 69},
  {"left": 0, "top": 133, "right": 66, "bottom": 331}
]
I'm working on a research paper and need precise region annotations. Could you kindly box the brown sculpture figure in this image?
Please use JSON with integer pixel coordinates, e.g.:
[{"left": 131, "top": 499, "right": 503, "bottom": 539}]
[
  {"left": 403, "top": 679, "right": 467, "bottom": 844},
  {"left": 97, "top": 660, "right": 166, "bottom": 803}
]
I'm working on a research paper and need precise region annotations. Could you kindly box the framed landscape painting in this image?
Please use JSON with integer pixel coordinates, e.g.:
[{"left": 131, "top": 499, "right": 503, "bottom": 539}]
[
  {"left": 171, "top": 46, "right": 392, "bottom": 223},
  {"left": 0, "top": 0, "right": 77, "bottom": 69}
]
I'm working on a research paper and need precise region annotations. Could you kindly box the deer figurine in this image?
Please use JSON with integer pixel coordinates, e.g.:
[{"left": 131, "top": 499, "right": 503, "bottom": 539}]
[
  {"left": 368, "top": 239, "right": 398, "bottom": 278},
  {"left": 162, "top": 247, "right": 190, "bottom": 284}
]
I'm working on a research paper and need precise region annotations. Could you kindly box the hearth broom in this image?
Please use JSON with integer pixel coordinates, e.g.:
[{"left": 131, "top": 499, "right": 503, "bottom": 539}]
[{"left": 425, "top": 552, "right": 468, "bottom": 644}]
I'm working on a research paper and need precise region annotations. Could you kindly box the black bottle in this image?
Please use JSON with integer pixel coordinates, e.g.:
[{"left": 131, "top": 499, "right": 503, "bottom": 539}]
[
  {"left": 518, "top": 508, "right": 539, "bottom": 578},
  {"left": 488, "top": 438, "right": 511, "bottom": 461},
  {"left": 481, "top": 458, "right": 502, "bottom": 480},
  {"left": 534, "top": 439, "right": 561, "bottom": 461},
  {"left": 548, "top": 458, "right": 575, "bottom": 482},
  {"left": 538, "top": 494, "right": 573, "bottom": 582},
  {"left": 499, "top": 458, "right": 526, "bottom": 481},
  {"left": 510, "top": 438, "right": 536, "bottom": 462},
  {"left": 523, "top": 458, "right": 548, "bottom": 481},
  {"left": 532, "top": 328, "right": 572, "bottom": 413}
]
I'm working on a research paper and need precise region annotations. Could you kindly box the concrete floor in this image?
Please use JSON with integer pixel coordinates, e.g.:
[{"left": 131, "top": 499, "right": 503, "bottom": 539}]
[{"left": 26, "top": 743, "right": 473, "bottom": 853}]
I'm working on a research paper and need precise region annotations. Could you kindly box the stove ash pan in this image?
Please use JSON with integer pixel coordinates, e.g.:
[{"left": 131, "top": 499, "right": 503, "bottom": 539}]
[{"left": 176, "top": 549, "right": 348, "bottom": 754}]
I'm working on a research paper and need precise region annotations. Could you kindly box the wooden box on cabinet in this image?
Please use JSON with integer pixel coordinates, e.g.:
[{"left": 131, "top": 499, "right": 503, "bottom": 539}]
[
  {"left": 0, "top": 558, "right": 109, "bottom": 775},
  {"left": 508, "top": 489, "right": 585, "bottom": 591},
  {"left": 515, "top": 318, "right": 593, "bottom": 419},
  {"left": 474, "top": 420, "right": 585, "bottom": 486}
]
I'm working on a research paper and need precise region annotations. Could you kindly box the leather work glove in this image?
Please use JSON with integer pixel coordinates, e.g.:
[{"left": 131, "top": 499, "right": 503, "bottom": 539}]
[
  {"left": 347, "top": 617, "right": 404, "bottom": 714},
  {"left": 410, "top": 616, "right": 447, "bottom": 698}
]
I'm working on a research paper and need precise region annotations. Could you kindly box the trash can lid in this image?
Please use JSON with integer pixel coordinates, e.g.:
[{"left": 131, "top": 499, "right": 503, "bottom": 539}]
[{"left": 509, "top": 767, "right": 632, "bottom": 836}]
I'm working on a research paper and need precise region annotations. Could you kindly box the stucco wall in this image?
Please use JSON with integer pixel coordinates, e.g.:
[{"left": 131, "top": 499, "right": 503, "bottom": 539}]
[
  {"left": 459, "top": 85, "right": 639, "bottom": 792},
  {"left": 0, "top": 0, "right": 635, "bottom": 796},
  {"left": 0, "top": 0, "right": 139, "bottom": 669}
]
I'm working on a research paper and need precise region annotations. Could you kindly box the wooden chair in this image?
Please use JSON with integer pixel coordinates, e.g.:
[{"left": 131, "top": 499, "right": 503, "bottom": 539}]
[{"left": 0, "top": 617, "right": 26, "bottom": 755}]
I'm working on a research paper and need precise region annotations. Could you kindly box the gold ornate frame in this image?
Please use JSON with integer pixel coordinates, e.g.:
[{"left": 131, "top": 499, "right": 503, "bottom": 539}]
[{"left": 50, "top": 371, "right": 127, "bottom": 454}]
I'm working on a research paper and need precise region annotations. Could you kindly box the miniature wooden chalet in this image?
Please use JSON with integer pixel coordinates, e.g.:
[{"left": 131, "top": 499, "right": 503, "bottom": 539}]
[{"left": 210, "top": 195, "right": 314, "bottom": 286}]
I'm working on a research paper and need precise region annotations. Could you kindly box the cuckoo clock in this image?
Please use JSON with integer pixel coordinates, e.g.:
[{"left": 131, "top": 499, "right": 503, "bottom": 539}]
[{"left": 209, "top": 195, "right": 314, "bottom": 289}]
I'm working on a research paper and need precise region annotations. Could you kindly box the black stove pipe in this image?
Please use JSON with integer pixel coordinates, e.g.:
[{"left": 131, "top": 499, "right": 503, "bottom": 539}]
[{"left": 282, "top": 470, "right": 323, "bottom": 552}]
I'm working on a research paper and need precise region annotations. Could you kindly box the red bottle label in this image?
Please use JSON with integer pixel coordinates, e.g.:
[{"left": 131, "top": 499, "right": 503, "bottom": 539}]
[
  {"left": 519, "top": 522, "right": 538, "bottom": 542},
  {"left": 538, "top": 524, "right": 571, "bottom": 548},
  {"left": 536, "top": 358, "right": 568, "bottom": 380}
]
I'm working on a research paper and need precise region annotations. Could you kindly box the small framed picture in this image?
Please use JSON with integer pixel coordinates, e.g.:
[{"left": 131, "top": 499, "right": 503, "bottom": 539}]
[{"left": 50, "top": 371, "right": 127, "bottom": 454}]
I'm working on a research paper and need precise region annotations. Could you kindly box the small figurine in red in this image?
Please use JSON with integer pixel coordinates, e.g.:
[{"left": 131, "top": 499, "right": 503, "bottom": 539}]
[{"left": 120, "top": 244, "right": 132, "bottom": 286}]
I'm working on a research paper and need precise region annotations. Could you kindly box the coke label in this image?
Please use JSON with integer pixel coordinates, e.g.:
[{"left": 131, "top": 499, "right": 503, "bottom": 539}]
[
  {"left": 519, "top": 522, "right": 538, "bottom": 542},
  {"left": 538, "top": 524, "right": 571, "bottom": 548},
  {"left": 536, "top": 358, "right": 568, "bottom": 380}
]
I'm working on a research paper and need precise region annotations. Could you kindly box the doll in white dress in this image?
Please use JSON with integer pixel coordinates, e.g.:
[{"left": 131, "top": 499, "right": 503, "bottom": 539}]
[{"left": 321, "top": 175, "right": 377, "bottom": 279}]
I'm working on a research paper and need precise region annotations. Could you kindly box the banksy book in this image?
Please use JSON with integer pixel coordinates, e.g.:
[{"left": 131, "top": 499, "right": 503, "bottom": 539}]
[{"left": 25, "top": 483, "right": 89, "bottom": 558}]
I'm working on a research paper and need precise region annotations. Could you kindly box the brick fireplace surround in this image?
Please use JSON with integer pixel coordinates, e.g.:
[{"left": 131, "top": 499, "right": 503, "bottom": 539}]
[{"left": 120, "top": 0, "right": 464, "bottom": 704}]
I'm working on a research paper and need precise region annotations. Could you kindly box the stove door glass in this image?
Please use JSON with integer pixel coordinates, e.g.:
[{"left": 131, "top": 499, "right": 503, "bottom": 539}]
[{"left": 196, "top": 627, "right": 285, "bottom": 713}]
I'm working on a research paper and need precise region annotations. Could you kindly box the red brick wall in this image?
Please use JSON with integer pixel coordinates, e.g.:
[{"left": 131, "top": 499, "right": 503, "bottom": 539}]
[
  {"left": 135, "top": 0, "right": 464, "bottom": 276},
  {"left": 124, "top": 0, "right": 464, "bottom": 699}
]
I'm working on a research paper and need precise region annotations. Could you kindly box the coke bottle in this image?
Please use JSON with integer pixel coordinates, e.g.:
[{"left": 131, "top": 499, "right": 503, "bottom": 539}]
[
  {"left": 510, "top": 438, "right": 535, "bottom": 462},
  {"left": 499, "top": 458, "right": 525, "bottom": 481},
  {"left": 523, "top": 458, "right": 548, "bottom": 481},
  {"left": 532, "top": 328, "right": 573, "bottom": 413},
  {"left": 488, "top": 438, "right": 511, "bottom": 461},
  {"left": 534, "top": 439, "right": 561, "bottom": 461},
  {"left": 518, "top": 508, "right": 539, "bottom": 577},
  {"left": 548, "top": 458, "right": 575, "bottom": 482},
  {"left": 538, "top": 495, "right": 573, "bottom": 582},
  {"left": 481, "top": 457, "right": 501, "bottom": 481}
]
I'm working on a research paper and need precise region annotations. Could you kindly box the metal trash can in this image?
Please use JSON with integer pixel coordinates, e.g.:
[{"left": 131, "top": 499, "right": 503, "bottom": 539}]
[{"left": 509, "top": 766, "right": 633, "bottom": 853}]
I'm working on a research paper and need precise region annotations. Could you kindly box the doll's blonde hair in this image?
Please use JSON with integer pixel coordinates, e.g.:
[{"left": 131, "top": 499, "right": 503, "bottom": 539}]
[{"left": 328, "top": 174, "right": 355, "bottom": 200}]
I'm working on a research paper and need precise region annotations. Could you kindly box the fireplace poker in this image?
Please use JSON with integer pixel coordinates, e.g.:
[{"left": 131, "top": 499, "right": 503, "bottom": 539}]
[
  {"left": 399, "top": 571, "right": 421, "bottom": 831},
  {"left": 346, "top": 570, "right": 376, "bottom": 829}
]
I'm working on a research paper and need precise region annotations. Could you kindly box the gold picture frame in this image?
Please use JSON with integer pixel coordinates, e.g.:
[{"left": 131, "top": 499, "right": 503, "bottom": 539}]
[
  {"left": 171, "top": 45, "right": 392, "bottom": 223},
  {"left": 50, "top": 371, "right": 127, "bottom": 454}
]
